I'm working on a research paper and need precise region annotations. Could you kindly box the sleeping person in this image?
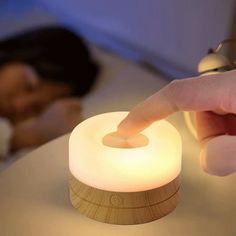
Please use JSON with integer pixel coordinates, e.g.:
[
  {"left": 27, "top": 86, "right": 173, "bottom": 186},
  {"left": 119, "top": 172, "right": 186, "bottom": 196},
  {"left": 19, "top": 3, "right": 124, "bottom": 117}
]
[{"left": 0, "top": 26, "right": 99, "bottom": 161}]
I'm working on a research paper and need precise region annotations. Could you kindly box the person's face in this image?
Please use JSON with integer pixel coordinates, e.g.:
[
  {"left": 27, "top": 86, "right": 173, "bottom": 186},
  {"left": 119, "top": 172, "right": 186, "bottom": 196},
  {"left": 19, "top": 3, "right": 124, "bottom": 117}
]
[{"left": 0, "top": 63, "right": 71, "bottom": 123}]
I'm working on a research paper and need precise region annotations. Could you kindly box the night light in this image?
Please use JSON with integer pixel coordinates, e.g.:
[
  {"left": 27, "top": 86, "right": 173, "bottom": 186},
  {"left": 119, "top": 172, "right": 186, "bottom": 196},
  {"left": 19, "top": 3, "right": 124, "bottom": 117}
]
[{"left": 69, "top": 112, "right": 182, "bottom": 225}]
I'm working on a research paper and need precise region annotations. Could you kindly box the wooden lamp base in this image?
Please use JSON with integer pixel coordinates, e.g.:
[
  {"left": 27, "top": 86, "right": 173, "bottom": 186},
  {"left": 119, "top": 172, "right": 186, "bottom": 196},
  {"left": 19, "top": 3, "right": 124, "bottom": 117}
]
[{"left": 69, "top": 173, "right": 180, "bottom": 225}]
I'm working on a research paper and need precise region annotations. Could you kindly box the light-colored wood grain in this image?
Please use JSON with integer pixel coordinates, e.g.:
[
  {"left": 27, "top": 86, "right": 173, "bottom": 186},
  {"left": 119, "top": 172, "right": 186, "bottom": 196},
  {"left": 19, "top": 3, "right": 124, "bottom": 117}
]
[{"left": 69, "top": 173, "right": 180, "bottom": 225}]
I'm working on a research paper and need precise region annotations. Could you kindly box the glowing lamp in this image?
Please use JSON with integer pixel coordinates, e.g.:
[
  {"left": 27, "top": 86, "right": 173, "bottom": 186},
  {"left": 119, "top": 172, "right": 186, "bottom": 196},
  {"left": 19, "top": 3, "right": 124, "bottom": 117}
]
[{"left": 69, "top": 112, "right": 182, "bottom": 225}]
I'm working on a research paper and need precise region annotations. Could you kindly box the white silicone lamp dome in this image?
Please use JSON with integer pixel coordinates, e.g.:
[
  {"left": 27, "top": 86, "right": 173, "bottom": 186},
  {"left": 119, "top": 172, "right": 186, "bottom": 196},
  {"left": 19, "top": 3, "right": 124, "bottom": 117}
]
[{"left": 69, "top": 112, "right": 182, "bottom": 225}]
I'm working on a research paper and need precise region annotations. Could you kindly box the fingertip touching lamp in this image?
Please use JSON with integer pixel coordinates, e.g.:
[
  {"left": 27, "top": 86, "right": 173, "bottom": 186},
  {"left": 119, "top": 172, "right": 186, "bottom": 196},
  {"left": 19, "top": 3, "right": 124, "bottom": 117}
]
[{"left": 69, "top": 112, "right": 182, "bottom": 225}]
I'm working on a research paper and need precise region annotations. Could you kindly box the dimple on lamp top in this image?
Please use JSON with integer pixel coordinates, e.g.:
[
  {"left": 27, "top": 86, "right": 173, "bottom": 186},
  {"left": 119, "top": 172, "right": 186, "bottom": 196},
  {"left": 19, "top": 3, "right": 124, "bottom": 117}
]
[{"left": 69, "top": 111, "right": 182, "bottom": 192}]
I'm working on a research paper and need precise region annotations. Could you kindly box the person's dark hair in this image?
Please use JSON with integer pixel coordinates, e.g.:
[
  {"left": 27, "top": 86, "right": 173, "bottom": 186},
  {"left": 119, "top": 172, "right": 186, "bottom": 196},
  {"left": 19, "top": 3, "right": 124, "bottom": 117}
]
[{"left": 0, "top": 26, "right": 99, "bottom": 97}]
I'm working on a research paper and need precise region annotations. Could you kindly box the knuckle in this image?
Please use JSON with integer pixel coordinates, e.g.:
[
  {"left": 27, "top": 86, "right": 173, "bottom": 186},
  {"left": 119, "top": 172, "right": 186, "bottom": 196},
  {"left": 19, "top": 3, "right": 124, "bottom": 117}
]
[
  {"left": 166, "top": 79, "right": 180, "bottom": 91},
  {"left": 162, "top": 79, "right": 182, "bottom": 110},
  {"left": 164, "top": 79, "right": 182, "bottom": 98}
]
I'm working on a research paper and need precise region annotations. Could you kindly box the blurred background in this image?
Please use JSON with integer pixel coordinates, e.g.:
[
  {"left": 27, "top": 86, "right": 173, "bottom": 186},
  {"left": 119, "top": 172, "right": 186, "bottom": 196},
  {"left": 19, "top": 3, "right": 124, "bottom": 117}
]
[{"left": 1, "top": 0, "right": 236, "bottom": 79}]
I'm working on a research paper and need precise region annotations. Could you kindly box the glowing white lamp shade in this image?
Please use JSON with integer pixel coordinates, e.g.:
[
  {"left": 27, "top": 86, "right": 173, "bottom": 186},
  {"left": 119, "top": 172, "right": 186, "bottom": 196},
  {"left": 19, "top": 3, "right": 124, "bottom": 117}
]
[{"left": 69, "top": 112, "right": 182, "bottom": 225}]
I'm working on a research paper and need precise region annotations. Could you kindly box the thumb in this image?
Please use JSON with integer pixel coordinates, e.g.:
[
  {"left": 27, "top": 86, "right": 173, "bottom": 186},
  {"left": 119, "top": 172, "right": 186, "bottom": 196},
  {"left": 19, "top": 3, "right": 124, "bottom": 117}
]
[{"left": 200, "top": 135, "right": 236, "bottom": 176}]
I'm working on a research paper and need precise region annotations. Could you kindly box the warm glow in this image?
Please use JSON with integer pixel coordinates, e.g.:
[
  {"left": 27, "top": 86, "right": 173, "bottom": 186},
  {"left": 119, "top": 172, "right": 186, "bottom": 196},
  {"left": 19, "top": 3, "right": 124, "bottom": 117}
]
[{"left": 69, "top": 112, "right": 182, "bottom": 192}]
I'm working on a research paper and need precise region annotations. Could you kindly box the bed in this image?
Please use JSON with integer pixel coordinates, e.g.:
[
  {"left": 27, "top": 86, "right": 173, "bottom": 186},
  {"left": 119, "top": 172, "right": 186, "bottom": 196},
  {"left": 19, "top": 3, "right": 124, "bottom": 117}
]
[
  {"left": 1, "top": 1, "right": 236, "bottom": 235},
  {"left": 0, "top": 42, "right": 236, "bottom": 236}
]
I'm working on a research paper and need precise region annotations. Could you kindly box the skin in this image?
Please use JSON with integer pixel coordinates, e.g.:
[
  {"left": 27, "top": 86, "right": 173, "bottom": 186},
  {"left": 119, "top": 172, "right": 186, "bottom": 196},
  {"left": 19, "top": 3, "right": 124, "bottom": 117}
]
[
  {"left": 118, "top": 70, "right": 236, "bottom": 176},
  {"left": 0, "top": 63, "right": 72, "bottom": 123},
  {"left": 11, "top": 98, "right": 82, "bottom": 152},
  {"left": 0, "top": 63, "right": 82, "bottom": 152}
]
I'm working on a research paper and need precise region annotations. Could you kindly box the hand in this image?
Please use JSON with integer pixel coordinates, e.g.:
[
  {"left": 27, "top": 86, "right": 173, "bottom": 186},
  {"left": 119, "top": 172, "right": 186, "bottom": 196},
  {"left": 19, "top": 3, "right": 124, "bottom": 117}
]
[
  {"left": 32, "top": 98, "right": 82, "bottom": 140},
  {"left": 11, "top": 98, "right": 82, "bottom": 151},
  {"left": 118, "top": 70, "right": 236, "bottom": 176}
]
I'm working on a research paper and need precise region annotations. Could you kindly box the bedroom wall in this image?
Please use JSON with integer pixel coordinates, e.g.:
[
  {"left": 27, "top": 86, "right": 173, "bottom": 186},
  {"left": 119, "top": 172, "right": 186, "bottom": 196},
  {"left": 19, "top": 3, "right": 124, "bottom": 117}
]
[
  {"left": 0, "top": 0, "right": 235, "bottom": 78},
  {"left": 0, "top": 0, "right": 55, "bottom": 39},
  {"left": 38, "top": 0, "right": 236, "bottom": 78}
]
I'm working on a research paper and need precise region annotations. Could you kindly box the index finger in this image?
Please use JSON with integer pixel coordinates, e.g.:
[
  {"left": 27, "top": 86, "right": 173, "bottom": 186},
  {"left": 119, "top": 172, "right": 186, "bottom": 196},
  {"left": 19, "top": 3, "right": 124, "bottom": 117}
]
[{"left": 118, "top": 71, "right": 233, "bottom": 136}]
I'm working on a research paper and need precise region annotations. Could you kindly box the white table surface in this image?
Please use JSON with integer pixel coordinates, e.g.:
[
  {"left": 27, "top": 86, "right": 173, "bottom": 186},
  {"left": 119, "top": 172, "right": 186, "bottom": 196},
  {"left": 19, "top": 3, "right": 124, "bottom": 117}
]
[{"left": 1, "top": 49, "right": 236, "bottom": 235}]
